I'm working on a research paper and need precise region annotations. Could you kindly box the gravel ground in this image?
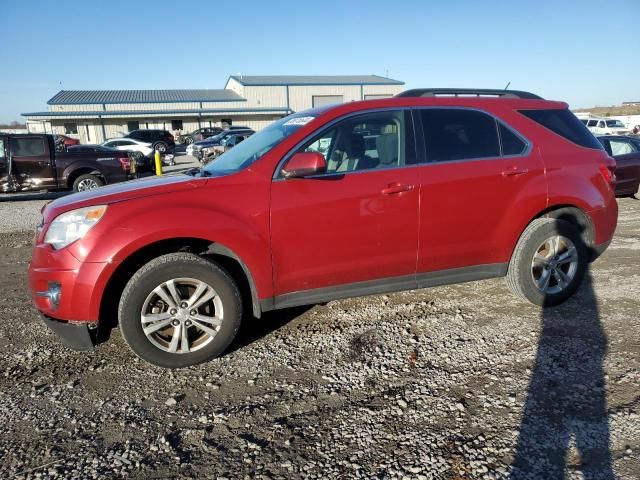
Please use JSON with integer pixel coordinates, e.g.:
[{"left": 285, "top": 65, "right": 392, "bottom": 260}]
[{"left": 0, "top": 197, "right": 638, "bottom": 479}]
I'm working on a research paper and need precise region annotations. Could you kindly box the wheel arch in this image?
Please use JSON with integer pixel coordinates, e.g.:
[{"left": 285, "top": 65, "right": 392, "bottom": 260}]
[
  {"left": 66, "top": 167, "right": 103, "bottom": 188},
  {"left": 98, "top": 237, "right": 261, "bottom": 334},
  {"left": 509, "top": 204, "right": 596, "bottom": 265}
]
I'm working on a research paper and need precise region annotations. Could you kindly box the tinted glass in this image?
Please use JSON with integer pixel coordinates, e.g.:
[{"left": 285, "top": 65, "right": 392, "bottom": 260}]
[
  {"left": 302, "top": 110, "right": 412, "bottom": 173},
  {"left": 499, "top": 123, "right": 527, "bottom": 155},
  {"left": 519, "top": 109, "right": 603, "bottom": 150},
  {"left": 420, "top": 109, "right": 500, "bottom": 162},
  {"left": 10, "top": 138, "right": 46, "bottom": 156},
  {"left": 587, "top": 120, "right": 597, "bottom": 127}
]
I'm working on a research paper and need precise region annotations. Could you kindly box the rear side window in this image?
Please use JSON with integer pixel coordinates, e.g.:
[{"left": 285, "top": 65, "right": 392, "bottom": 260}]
[
  {"left": 10, "top": 137, "right": 46, "bottom": 156},
  {"left": 420, "top": 109, "right": 500, "bottom": 162},
  {"left": 520, "top": 109, "right": 603, "bottom": 150},
  {"left": 499, "top": 124, "right": 527, "bottom": 155}
]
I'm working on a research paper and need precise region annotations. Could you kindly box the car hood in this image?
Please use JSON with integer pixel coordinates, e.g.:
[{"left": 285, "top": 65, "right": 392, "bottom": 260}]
[{"left": 42, "top": 174, "right": 204, "bottom": 223}]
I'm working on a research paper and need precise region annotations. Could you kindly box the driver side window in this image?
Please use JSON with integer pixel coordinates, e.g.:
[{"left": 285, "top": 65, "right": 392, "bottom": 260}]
[{"left": 301, "top": 110, "right": 411, "bottom": 174}]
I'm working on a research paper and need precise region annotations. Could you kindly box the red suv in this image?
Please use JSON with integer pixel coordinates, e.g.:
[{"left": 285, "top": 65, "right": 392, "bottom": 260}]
[{"left": 28, "top": 89, "right": 618, "bottom": 368}]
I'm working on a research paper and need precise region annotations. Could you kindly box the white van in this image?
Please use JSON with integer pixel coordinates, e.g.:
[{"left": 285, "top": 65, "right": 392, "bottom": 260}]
[{"left": 585, "top": 117, "right": 631, "bottom": 136}]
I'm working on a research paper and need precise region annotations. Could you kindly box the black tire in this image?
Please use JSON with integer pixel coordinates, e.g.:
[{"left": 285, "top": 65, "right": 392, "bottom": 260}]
[
  {"left": 118, "top": 253, "right": 242, "bottom": 368},
  {"left": 72, "top": 173, "right": 104, "bottom": 192},
  {"left": 153, "top": 142, "right": 168, "bottom": 153},
  {"left": 506, "top": 218, "right": 588, "bottom": 307}
]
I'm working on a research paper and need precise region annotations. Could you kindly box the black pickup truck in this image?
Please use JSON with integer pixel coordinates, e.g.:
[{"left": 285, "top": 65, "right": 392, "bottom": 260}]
[{"left": 0, "top": 133, "right": 134, "bottom": 193}]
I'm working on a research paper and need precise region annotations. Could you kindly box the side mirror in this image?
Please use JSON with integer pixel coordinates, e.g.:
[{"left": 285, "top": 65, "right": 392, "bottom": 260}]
[{"left": 282, "top": 152, "right": 327, "bottom": 179}]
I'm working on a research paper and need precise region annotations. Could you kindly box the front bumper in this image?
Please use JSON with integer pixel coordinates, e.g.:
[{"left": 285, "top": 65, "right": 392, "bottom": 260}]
[
  {"left": 29, "top": 243, "right": 113, "bottom": 322},
  {"left": 41, "top": 313, "right": 96, "bottom": 351}
]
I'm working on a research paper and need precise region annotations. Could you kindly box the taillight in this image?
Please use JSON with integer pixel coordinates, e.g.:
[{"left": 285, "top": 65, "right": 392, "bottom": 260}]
[
  {"left": 118, "top": 157, "right": 131, "bottom": 172},
  {"left": 599, "top": 157, "right": 616, "bottom": 187}
]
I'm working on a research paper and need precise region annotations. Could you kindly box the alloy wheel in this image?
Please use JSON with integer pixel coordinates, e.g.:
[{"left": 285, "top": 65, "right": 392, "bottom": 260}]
[
  {"left": 530, "top": 235, "right": 579, "bottom": 295},
  {"left": 140, "top": 277, "right": 224, "bottom": 354}
]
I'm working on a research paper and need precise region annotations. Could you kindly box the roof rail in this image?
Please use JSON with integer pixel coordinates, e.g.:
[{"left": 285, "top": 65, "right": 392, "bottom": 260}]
[{"left": 396, "top": 88, "right": 543, "bottom": 100}]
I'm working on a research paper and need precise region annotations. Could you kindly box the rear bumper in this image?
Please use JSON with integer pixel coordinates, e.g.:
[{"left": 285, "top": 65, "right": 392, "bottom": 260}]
[{"left": 41, "top": 313, "right": 96, "bottom": 351}]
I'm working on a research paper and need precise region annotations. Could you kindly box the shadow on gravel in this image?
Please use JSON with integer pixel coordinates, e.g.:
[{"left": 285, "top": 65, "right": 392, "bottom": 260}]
[
  {"left": 226, "top": 305, "right": 312, "bottom": 355},
  {"left": 511, "top": 270, "right": 614, "bottom": 479}
]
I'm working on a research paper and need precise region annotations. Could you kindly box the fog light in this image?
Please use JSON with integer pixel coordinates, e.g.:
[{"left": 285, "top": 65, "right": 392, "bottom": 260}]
[{"left": 36, "top": 281, "right": 62, "bottom": 309}]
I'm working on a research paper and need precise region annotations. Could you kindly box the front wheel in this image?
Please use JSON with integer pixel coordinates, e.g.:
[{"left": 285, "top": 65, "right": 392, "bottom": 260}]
[
  {"left": 118, "top": 253, "right": 242, "bottom": 368},
  {"left": 506, "top": 218, "right": 588, "bottom": 306},
  {"left": 154, "top": 142, "right": 168, "bottom": 153},
  {"left": 73, "top": 173, "right": 104, "bottom": 192}
]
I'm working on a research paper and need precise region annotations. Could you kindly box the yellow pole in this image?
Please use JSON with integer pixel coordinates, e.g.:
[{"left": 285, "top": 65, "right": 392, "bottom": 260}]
[{"left": 154, "top": 150, "right": 163, "bottom": 176}]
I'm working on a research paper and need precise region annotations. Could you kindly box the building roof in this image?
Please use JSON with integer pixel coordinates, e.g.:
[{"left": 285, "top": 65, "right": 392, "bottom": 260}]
[
  {"left": 47, "top": 89, "right": 245, "bottom": 105},
  {"left": 22, "top": 107, "right": 291, "bottom": 118},
  {"left": 228, "top": 75, "right": 404, "bottom": 86}
]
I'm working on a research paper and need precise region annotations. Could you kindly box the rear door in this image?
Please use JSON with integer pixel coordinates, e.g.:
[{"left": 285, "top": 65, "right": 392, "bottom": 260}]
[
  {"left": 415, "top": 108, "right": 546, "bottom": 278},
  {"left": 9, "top": 136, "right": 57, "bottom": 190}
]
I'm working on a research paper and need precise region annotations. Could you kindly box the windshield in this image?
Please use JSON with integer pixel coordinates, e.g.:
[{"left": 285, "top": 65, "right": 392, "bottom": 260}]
[
  {"left": 606, "top": 120, "right": 625, "bottom": 128},
  {"left": 202, "top": 114, "right": 317, "bottom": 176}
]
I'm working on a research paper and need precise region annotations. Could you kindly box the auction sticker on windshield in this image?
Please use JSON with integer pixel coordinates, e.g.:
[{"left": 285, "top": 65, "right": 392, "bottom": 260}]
[{"left": 283, "top": 116, "right": 315, "bottom": 126}]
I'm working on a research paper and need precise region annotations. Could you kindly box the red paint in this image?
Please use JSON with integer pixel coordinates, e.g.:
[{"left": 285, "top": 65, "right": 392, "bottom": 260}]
[{"left": 28, "top": 95, "right": 618, "bottom": 325}]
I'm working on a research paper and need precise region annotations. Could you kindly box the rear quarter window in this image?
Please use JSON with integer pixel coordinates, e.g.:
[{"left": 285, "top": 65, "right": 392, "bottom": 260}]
[{"left": 520, "top": 109, "right": 603, "bottom": 150}]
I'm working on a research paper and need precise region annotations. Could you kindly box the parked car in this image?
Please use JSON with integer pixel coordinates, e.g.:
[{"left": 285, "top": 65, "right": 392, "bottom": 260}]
[
  {"left": 201, "top": 132, "right": 253, "bottom": 162},
  {"left": 124, "top": 129, "right": 175, "bottom": 153},
  {"left": 28, "top": 88, "right": 618, "bottom": 368},
  {"left": 181, "top": 127, "right": 224, "bottom": 145},
  {"left": 585, "top": 117, "right": 632, "bottom": 136},
  {"left": 597, "top": 135, "right": 640, "bottom": 197},
  {"left": 0, "top": 134, "right": 134, "bottom": 193},
  {"left": 54, "top": 134, "right": 80, "bottom": 148},
  {"left": 102, "top": 138, "right": 154, "bottom": 159},
  {"left": 190, "top": 129, "right": 255, "bottom": 161}
]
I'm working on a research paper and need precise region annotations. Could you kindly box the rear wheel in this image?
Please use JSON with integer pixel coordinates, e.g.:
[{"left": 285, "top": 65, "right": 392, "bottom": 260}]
[
  {"left": 72, "top": 174, "right": 104, "bottom": 192},
  {"left": 118, "top": 253, "right": 242, "bottom": 368},
  {"left": 506, "top": 218, "right": 588, "bottom": 306}
]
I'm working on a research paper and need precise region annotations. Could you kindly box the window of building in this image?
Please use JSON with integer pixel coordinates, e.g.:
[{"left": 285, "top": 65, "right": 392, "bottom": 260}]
[
  {"left": 519, "top": 109, "right": 603, "bottom": 150},
  {"left": 499, "top": 123, "right": 527, "bottom": 156},
  {"left": 171, "top": 120, "right": 183, "bottom": 131},
  {"left": 63, "top": 123, "right": 78, "bottom": 135},
  {"left": 312, "top": 95, "right": 344, "bottom": 108},
  {"left": 300, "top": 110, "right": 412, "bottom": 174},
  {"left": 420, "top": 109, "right": 500, "bottom": 162},
  {"left": 127, "top": 121, "right": 140, "bottom": 132},
  {"left": 10, "top": 137, "right": 46, "bottom": 157}
]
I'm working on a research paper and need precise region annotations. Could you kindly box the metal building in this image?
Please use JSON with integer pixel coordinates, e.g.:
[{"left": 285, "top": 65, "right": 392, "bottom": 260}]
[{"left": 22, "top": 75, "right": 404, "bottom": 143}]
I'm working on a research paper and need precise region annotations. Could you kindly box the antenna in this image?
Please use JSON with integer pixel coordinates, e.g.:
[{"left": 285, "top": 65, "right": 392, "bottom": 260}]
[{"left": 504, "top": 81, "right": 511, "bottom": 90}]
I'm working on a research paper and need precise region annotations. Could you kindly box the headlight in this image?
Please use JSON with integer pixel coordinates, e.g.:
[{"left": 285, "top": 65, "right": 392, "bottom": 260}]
[{"left": 44, "top": 205, "right": 107, "bottom": 249}]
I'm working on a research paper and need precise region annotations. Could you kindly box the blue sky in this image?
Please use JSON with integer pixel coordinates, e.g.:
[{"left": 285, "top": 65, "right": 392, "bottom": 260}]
[{"left": 0, "top": 0, "right": 638, "bottom": 123}]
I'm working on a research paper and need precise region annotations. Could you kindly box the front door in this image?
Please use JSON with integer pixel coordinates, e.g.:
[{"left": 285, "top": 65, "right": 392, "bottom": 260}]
[
  {"left": 9, "top": 136, "right": 57, "bottom": 190},
  {"left": 415, "top": 108, "right": 546, "bottom": 276},
  {"left": 270, "top": 110, "right": 420, "bottom": 302}
]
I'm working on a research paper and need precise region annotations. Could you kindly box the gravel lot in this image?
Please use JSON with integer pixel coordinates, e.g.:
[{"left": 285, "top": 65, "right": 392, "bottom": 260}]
[{"left": 0, "top": 191, "right": 638, "bottom": 479}]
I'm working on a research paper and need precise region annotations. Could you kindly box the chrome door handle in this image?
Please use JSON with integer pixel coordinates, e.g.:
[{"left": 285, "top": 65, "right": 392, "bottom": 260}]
[
  {"left": 501, "top": 166, "right": 529, "bottom": 177},
  {"left": 381, "top": 183, "right": 415, "bottom": 195}
]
